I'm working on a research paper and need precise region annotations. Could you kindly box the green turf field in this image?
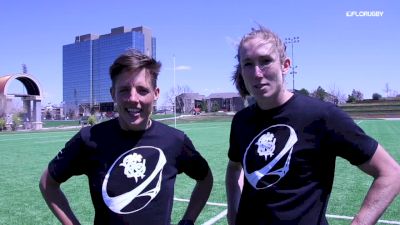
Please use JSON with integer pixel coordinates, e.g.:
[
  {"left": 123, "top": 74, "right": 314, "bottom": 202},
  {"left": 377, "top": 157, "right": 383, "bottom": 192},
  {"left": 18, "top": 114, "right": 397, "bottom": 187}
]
[{"left": 0, "top": 118, "right": 399, "bottom": 225}]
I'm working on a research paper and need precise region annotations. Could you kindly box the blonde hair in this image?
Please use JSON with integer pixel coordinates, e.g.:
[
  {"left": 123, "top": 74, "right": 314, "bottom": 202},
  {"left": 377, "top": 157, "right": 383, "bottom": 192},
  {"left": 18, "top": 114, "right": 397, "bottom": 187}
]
[{"left": 232, "top": 26, "right": 287, "bottom": 97}]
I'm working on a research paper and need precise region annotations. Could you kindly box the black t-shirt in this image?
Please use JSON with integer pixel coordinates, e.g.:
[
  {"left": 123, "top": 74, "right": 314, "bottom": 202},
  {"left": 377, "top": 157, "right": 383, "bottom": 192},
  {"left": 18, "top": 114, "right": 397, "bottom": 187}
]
[
  {"left": 228, "top": 93, "right": 377, "bottom": 225},
  {"left": 48, "top": 119, "right": 209, "bottom": 225}
]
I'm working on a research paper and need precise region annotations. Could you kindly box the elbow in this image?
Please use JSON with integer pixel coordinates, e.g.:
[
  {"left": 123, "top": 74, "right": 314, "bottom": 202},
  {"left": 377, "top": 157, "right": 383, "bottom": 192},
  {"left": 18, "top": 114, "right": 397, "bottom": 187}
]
[
  {"left": 204, "top": 169, "right": 214, "bottom": 189},
  {"left": 393, "top": 166, "right": 400, "bottom": 194}
]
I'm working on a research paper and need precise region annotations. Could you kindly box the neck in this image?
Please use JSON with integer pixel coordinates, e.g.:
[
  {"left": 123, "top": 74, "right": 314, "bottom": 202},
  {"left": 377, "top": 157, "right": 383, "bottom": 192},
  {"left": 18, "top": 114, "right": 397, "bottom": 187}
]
[{"left": 257, "top": 90, "right": 293, "bottom": 110}]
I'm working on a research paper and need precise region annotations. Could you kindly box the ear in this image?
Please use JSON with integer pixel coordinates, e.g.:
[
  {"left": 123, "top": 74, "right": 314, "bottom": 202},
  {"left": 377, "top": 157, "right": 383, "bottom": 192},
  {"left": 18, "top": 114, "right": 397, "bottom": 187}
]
[
  {"left": 282, "top": 58, "right": 291, "bottom": 75},
  {"left": 110, "top": 87, "right": 116, "bottom": 101},
  {"left": 154, "top": 87, "right": 160, "bottom": 101}
]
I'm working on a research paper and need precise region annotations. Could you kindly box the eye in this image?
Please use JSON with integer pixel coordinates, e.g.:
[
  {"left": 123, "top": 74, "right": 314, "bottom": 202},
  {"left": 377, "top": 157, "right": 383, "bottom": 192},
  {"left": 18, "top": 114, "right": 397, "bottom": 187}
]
[
  {"left": 260, "top": 58, "right": 272, "bottom": 66},
  {"left": 137, "top": 87, "right": 150, "bottom": 95},
  {"left": 118, "top": 88, "right": 130, "bottom": 94},
  {"left": 242, "top": 61, "right": 253, "bottom": 67}
]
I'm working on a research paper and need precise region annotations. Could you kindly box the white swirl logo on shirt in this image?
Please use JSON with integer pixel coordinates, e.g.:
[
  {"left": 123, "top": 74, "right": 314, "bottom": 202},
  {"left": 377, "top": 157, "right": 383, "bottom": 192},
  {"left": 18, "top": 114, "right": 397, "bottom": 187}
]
[
  {"left": 102, "top": 146, "right": 166, "bottom": 214},
  {"left": 244, "top": 124, "right": 298, "bottom": 189}
]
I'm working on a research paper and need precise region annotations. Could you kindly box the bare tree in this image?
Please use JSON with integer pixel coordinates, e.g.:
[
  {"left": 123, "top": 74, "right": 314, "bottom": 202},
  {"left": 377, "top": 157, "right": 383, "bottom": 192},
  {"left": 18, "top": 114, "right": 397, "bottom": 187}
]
[
  {"left": 383, "top": 83, "right": 391, "bottom": 98},
  {"left": 22, "top": 64, "right": 28, "bottom": 74},
  {"left": 163, "top": 84, "right": 193, "bottom": 108},
  {"left": 328, "top": 85, "right": 346, "bottom": 104}
]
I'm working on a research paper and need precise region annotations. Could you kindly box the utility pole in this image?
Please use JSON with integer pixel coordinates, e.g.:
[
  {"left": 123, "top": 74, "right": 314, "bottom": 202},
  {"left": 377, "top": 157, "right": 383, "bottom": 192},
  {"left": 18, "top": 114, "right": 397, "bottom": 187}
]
[
  {"left": 173, "top": 55, "right": 176, "bottom": 128},
  {"left": 284, "top": 37, "right": 300, "bottom": 91}
]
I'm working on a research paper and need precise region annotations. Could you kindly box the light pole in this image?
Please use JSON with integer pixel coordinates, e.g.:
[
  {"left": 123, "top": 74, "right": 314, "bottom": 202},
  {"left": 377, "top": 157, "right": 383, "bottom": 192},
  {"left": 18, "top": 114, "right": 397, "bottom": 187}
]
[
  {"left": 173, "top": 55, "right": 177, "bottom": 128},
  {"left": 284, "top": 37, "right": 300, "bottom": 91}
]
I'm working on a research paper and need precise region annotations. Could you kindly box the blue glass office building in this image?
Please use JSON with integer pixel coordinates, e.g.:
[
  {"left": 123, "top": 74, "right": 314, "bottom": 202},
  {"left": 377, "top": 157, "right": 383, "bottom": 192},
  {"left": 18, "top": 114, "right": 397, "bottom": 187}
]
[{"left": 63, "top": 26, "right": 156, "bottom": 114}]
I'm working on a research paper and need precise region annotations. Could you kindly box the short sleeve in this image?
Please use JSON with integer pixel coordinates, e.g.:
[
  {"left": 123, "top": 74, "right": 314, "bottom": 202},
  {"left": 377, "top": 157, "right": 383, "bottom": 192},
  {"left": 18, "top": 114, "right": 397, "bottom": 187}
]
[
  {"left": 48, "top": 128, "right": 90, "bottom": 183},
  {"left": 176, "top": 135, "right": 210, "bottom": 180},
  {"left": 228, "top": 115, "right": 241, "bottom": 163},
  {"left": 325, "top": 105, "right": 378, "bottom": 165}
]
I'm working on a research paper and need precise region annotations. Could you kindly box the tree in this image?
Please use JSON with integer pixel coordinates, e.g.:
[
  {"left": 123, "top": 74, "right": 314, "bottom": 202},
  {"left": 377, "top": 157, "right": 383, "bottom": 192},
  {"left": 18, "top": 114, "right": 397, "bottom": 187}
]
[
  {"left": 164, "top": 84, "right": 193, "bottom": 109},
  {"left": 297, "top": 88, "right": 309, "bottom": 96},
  {"left": 22, "top": 64, "right": 28, "bottom": 74},
  {"left": 383, "top": 83, "right": 391, "bottom": 98},
  {"left": 311, "top": 86, "right": 328, "bottom": 101},
  {"left": 372, "top": 93, "right": 382, "bottom": 100},
  {"left": 328, "top": 85, "right": 346, "bottom": 104},
  {"left": 346, "top": 95, "right": 356, "bottom": 103},
  {"left": 346, "top": 89, "right": 363, "bottom": 103},
  {"left": 351, "top": 89, "right": 363, "bottom": 101}
]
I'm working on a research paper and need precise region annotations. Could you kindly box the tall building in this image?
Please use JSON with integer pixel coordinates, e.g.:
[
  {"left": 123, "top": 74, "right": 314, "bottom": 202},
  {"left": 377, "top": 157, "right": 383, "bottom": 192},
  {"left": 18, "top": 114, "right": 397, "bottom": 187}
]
[{"left": 63, "top": 26, "right": 156, "bottom": 116}]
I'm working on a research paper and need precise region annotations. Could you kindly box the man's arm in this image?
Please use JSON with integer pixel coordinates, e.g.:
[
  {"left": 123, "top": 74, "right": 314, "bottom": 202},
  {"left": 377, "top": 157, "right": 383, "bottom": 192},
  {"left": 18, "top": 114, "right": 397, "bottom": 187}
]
[
  {"left": 226, "top": 160, "right": 243, "bottom": 225},
  {"left": 180, "top": 168, "right": 213, "bottom": 223},
  {"left": 352, "top": 144, "right": 400, "bottom": 225},
  {"left": 39, "top": 168, "right": 81, "bottom": 225}
]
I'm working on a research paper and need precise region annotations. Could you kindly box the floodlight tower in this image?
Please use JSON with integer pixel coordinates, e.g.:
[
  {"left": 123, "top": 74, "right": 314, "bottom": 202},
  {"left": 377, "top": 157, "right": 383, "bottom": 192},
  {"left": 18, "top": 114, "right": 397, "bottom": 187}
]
[{"left": 284, "top": 37, "right": 300, "bottom": 91}]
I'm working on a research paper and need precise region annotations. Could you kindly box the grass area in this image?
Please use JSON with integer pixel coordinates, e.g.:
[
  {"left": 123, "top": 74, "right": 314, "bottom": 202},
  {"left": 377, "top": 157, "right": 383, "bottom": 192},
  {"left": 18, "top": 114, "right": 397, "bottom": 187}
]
[
  {"left": 41, "top": 120, "right": 80, "bottom": 128},
  {"left": 0, "top": 117, "right": 399, "bottom": 225}
]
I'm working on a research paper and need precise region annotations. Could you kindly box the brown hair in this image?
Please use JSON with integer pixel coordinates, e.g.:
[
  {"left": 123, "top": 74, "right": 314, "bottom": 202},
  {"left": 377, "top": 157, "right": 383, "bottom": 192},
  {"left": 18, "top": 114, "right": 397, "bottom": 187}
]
[{"left": 109, "top": 49, "right": 161, "bottom": 89}]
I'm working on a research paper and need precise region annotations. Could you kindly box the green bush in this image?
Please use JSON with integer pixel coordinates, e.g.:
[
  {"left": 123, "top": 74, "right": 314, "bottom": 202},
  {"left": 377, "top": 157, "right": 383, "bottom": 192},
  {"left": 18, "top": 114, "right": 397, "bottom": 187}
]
[
  {"left": 88, "top": 115, "right": 97, "bottom": 126},
  {"left": 11, "top": 114, "right": 22, "bottom": 131},
  {"left": 0, "top": 118, "right": 5, "bottom": 131}
]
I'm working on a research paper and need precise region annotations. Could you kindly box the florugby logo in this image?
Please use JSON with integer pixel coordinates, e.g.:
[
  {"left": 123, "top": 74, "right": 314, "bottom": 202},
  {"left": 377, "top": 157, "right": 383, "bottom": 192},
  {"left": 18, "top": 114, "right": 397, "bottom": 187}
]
[
  {"left": 102, "top": 146, "right": 166, "bottom": 214},
  {"left": 345, "top": 10, "right": 384, "bottom": 17},
  {"left": 244, "top": 124, "right": 298, "bottom": 189}
]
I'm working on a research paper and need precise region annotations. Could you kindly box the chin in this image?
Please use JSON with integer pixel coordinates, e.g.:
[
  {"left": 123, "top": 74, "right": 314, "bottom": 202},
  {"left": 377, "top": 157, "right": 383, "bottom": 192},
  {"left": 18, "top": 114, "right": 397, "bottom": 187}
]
[{"left": 119, "top": 118, "right": 145, "bottom": 131}]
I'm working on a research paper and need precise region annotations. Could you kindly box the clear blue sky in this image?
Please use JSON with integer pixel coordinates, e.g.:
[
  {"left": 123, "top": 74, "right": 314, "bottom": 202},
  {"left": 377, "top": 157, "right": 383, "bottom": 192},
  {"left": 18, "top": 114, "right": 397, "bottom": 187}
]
[{"left": 1, "top": 0, "right": 398, "bottom": 106}]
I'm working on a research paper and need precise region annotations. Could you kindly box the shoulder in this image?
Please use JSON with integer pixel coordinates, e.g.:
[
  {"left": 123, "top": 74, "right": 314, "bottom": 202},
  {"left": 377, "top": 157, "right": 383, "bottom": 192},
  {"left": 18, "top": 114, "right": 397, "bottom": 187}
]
[
  {"left": 233, "top": 104, "right": 257, "bottom": 123},
  {"left": 79, "top": 118, "right": 119, "bottom": 140},
  {"left": 291, "top": 93, "right": 341, "bottom": 117}
]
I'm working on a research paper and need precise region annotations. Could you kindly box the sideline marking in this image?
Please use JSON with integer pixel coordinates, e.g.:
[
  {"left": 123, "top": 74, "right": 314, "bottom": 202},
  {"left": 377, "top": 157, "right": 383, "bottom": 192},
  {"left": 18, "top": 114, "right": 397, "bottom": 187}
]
[
  {"left": 174, "top": 197, "right": 227, "bottom": 207},
  {"left": 202, "top": 209, "right": 227, "bottom": 225},
  {"left": 174, "top": 198, "right": 400, "bottom": 225},
  {"left": 326, "top": 214, "right": 400, "bottom": 225}
]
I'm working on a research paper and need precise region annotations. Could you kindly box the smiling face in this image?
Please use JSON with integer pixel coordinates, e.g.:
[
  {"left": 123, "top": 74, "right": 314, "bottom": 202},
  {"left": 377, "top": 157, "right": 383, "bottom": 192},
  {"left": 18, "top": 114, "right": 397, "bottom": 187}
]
[
  {"left": 111, "top": 68, "right": 159, "bottom": 131},
  {"left": 239, "top": 37, "right": 292, "bottom": 109}
]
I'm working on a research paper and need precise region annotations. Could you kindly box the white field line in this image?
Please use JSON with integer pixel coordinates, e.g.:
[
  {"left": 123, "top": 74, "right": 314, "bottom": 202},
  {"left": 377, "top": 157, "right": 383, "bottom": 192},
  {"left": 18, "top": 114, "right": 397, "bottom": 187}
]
[
  {"left": 178, "top": 126, "right": 225, "bottom": 131},
  {"left": 326, "top": 214, "right": 400, "bottom": 225},
  {"left": 174, "top": 198, "right": 400, "bottom": 225},
  {"left": 34, "top": 139, "right": 68, "bottom": 144},
  {"left": 0, "top": 134, "right": 73, "bottom": 142},
  {"left": 202, "top": 209, "right": 227, "bottom": 225},
  {"left": 356, "top": 120, "right": 363, "bottom": 125},
  {"left": 173, "top": 197, "right": 227, "bottom": 207}
]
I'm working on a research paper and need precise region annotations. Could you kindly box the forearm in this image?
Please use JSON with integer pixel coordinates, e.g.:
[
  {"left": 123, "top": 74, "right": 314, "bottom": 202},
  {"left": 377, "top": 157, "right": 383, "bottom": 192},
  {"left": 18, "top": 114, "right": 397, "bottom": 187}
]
[
  {"left": 226, "top": 161, "right": 242, "bottom": 225},
  {"left": 39, "top": 170, "right": 80, "bottom": 225},
  {"left": 43, "top": 188, "right": 81, "bottom": 225},
  {"left": 182, "top": 169, "right": 213, "bottom": 222},
  {"left": 352, "top": 145, "right": 400, "bottom": 225},
  {"left": 352, "top": 175, "right": 400, "bottom": 225}
]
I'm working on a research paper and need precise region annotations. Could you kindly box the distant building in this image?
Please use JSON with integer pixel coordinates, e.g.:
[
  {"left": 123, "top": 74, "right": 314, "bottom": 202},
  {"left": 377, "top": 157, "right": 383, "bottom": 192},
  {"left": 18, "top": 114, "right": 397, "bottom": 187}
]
[
  {"left": 175, "top": 92, "right": 245, "bottom": 114},
  {"left": 206, "top": 92, "right": 244, "bottom": 112},
  {"left": 41, "top": 105, "right": 63, "bottom": 120},
  {"left": 176, "top": 93, "right": 205, "bottom": 114},
  {"left": 63, "top": 26, "right": 156, "bottom": 118}
]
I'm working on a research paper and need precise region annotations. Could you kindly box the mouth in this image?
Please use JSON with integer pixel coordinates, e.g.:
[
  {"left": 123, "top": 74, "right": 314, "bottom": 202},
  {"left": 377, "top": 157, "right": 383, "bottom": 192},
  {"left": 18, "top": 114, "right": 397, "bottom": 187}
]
[
  {"left": 254, "top": 83, "right": 268, "bottom": 89},
  {"left": 126, "top": 108, "right": 142, "bottom": 116}
]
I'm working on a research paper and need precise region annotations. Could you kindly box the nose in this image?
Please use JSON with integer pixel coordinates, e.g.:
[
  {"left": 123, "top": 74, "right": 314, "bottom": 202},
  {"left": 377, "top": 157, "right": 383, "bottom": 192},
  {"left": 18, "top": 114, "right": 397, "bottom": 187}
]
[
  {"left": 127, "top": 90, "right": 139, "bottom": 102},
  {"left": 255, "top": 65, "right": 264, "bottom": 77}
]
